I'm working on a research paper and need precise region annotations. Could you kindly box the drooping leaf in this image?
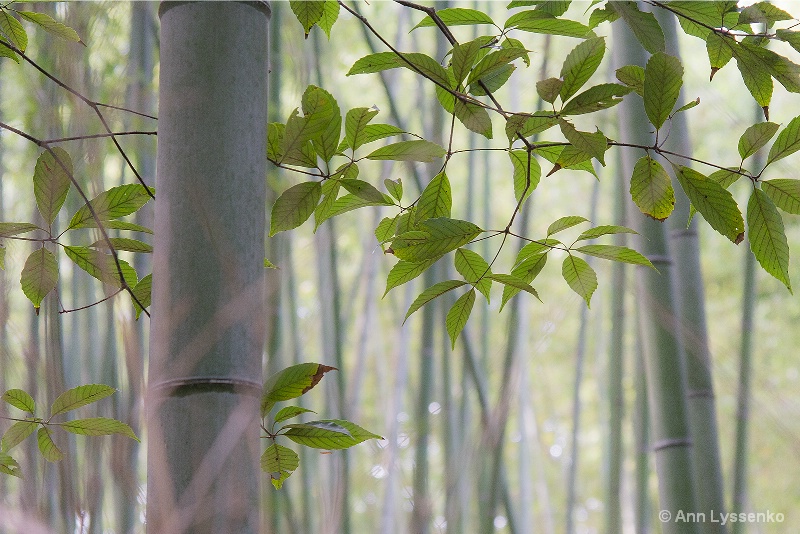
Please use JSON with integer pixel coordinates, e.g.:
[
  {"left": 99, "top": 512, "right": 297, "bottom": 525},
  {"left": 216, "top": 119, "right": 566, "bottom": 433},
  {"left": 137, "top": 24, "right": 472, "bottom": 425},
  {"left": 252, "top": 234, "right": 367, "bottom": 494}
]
[
  {"left": 451, "top": 36, "right": 495, "bottom": 85},
  {"left": 50, "top": 384, "right": 115, "bottom": 417},
  {"left": 547, "top": 215, "right": 589, "bottom": 236},
  {"left": 454, "top": 248, "right": 492, "bottom": 301},
  {"left": 412, "top": 8, "right": 494, "bottom": 30},
  {"left": 466, "top": 47, "right": 528, "bottom": 88},
  {"left": 767, "top": 115, "right": 800, "bottom": 165},
  {"left": 576, "top": 225, "right": 638, "bottom": 241},
  {"left": 560, "top": 83, "right": 632, "bottom": 115},
  {"left": 280, "top": 109, "right": 318, "bottom": 167},
  {"left": 67, "top": 184, "right": 155, "bottom": 230},
  {"left": 317, "top": 0, "right": 339, "bottom": 39},
  {"left": 1, "top": 421, "right": 38, "bottom": 452},
  {"left": 344, "top": 107, "right": 379, "bottom": 151},
  {"left": 747, "top": 188, "right": 791, "bottom": 291},
  {"left": 267, "top": 122, "right": 285, "bottom": 162},
  {"left": 367, "top": 140, "right": 446, "bottom": 163},
  {"left": 505, "top": 112, "right": 558, "bottom": 141},
  {"left": 269, "top": 181, "right": 321, "bottom": 236},
  {"left": 509, "top": 150, "right": 540, "bottom": 205},
  {"left": 415, "top": 172, "right": 452, "bottom": 224},
  {"left": 738, "top": 122, "right": 780, "bottom": 161},
  {"left": 77, "top": 219, "right": 154, "bottom": 234},
  {"left": 37, "top": 427, "right": 62, "bottom": 462},
  {"left": 20, "top": 247, "right": 58, "bottom": 311},
  {"left": 89, "top": 237, "right": 152, "bottom": 254},
  {"left": 607, "top": 1, "right": 664, "bottom": 53},
  {"left": 2, "top": 389, "right": 36, "bottom": 414},
  {"left": 0, "top": 10, "right": 27, "bottom": 51},
  {"left": 59, "top": 417, "right": 139, "bottom": 441},
  {"left": 404, "top": 280, "right": 467, "bottom": 321},
  {"left": 261, "top": 363, "right": 336, "bottom": 417},
  {"left": 63, "top": 246, "right": 138, "bottom": 288},
  {"left": 17, "top": 11, "right": 81, "bottom": 43},
  {"left": 536, "top": 77, "right": 563, "bottom": 104},
  {"left": 348, "top": 51, "right": 452, "bottom": 89},
  {"left": 762, "top": 179, "right": 800, "bottom": 215},
  {"left": 262, "top": 443, "right": 299, "bottom": 489},
  {"left": 575, "top": 244, "right": 654, "bottom": 268},
  {"left": 706, "top": 32, "right": 734, "bottom": 79},
  {"left": 501, "top": 253, "right": 547, "bottom": 310},
  {"left": 562, "top": 255, "right": 597, "bottom": 307},
  {"left": 391, "top": 218, "right": 483, "bottom": 262},
  {"left": 739, "top": 2, "right": 792, "bottom": 27},
  {"left": 283, "top": 419, "right": 381, "bottom": 449},
  {"left": 630, "top": 155, "right": 675, "bottom": 221},
  {"left": 341, "top": 179, "right": 389, "bottom": 204},
  {"left": 131, "top": 273, "right": 152, "bottom": 320},
  {"left": 559, "top": 37, "right": 606, "bottom": 102},
  {"left": 615, "top": 64, "right": 645, "bottom": 97},
  {"left": 301, "top": 85, "right": 341, "bottom": 162},
  {"left": 454, "top": 99, "right": 493, "bottom": 138},
  {"left": 558, "top": 120, "right": 608, "bottom": 165},
  {"left": 0, "top": 451, "right": 21, "bottom": 477},
  {"left": 505, "top": 10, "right": 591, "bottom": 38},
  {"left": 733, "top": 44, "right": 773, "bottom": 111},
  {"left": 33, "top": 147, "right": 72, "bottom": 226},
  {"left": 289, "top": 0, "right": 325, "bottom": 37},
  {"left": 676, "top": 167, "right": 744, "bottom": 244},
  {"left": 0, "top": 222, "right": 40, "bottom": 238},
  {"left": 644, "top": 52, "right": 683, "bottom": 130},
  {"left": 384, "top": 179, "right": 403, "bottom": 202},
  {"left": 514, "top": 239, "right": 560, "bottom": 266},
  {"left": 445, "top": 289, "right": 476, "bottom": 349},
  {"left": 375, "top": 216, "right": 398, "bottom": 246},
  {"left": 384, "top": 259, "right": 437, "bottom": 296},
  {"left": 274, "top": 406, "right": 316, "bottom": 424}
]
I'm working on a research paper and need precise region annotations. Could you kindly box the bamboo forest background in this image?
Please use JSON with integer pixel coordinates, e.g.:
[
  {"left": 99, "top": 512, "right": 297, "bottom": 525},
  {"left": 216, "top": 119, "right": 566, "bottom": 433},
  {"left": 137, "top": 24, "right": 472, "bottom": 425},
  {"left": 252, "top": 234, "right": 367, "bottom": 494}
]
[{"left": 0, "top": 1, "right": 799, "bottom": 533}]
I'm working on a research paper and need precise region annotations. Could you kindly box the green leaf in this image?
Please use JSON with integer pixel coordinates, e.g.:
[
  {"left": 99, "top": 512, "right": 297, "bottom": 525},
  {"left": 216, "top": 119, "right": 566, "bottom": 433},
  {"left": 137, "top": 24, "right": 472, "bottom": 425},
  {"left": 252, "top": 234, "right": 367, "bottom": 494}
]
[
  {"left": 0, "top": 10, "right": 27, "bottom": 51},
  {"left": 615, "top": 65, "right": 645, "bottom": 97},
  {"left": 644, "top": 52, "right": 683, "bottom": 130},
  {"left": 415, "top": 172, "right": 452, "bottom": 224},
  {"left": 343, "top": 123, "right": 405, "bottom": 152},
  {"left": 384, "top": 259, "right": 436, "bottom": 296},
  {"left": 630, "top": 155, "right": 675, "bottom": 221},
  {"left": 267, "top": 122, "right": 285, "bottom": 162},
  {"left": 767, "top": 115, "right": 800, "bottom": 165},
  {"left": 445, "top": 289, "right": 476, "bottom": 349},
  {"left": 739, "top": 2, "right": 792, "bottom": 27},
  {"left": 375, "top": 216, "right": 398, "bottom": 245},
  {"left": 50, "top": 384, "right": 115, "bottom": 417},
  {"left": 0, "top": 245, "right": 4, "bottom": 270},
  {"left": 317, "top": 0, "right": 339, "bottom": 39},
  {"left": 776, "top": 29, "right": 800, "bottom": 54},
  {"left": 668, "top": 1, "right": 730, "bottom": 39},
  {"left": 509, "top": 150, "right": 541, "bottom": 205},
  {"left": 490, "top": 272, "right": 541, "bottom": 309},
  {"left": 2, "top": 421, "right": 38, "bottom": 452},
  {"left": 547, "top": 215, "right": 588, "bottom": 236},
  {"left": 762, "top": 179, "right": 800, "bottom": 215},
  {"left": 314, "top": 193, "right": 391, "bottom": 228},
  {"left": 131, "top": 273, "right": 152, "bottom": 320},
  {"left": 577, "top": 225, "right": 638, "bottom": 241},
  {"left": 560, "top": 83, "right": 632, "bottom": 115},
  {"left": 17, "top": 11, "right": 81, "bottom": 43},
  {"left": 20, "top": 247, "right": 58, "bottom": 311},
  {"left": 588, "top": 6, "right": 619, "bottom": 28},
  {"left": 37, "top": 427, "right": 62, "bottom": 462},
  {"left": 63, "top": 246, "right": 138, "bottom": 288},
  {"left": 301, "top": 85, "right": 341, "bottom": 162},
  {"left": 77, "top": 219, "right": 154, "bottom": 234},
  {"left": 514, "top": 238, "right": 560, "bottom": 266},
  {"left": 274, "top": 406, "right": 316, "bottom": 424},
  {"left": 748, "top": 188, "right": 791, "bottom": 291},
  {"left": 454, "top": 248, "right": 492, "bottom": 301},
  {"left": 672, "top": 98, "right": 700, "bottom": 115},
  {"left": 283, "top": 419, "right": 381, "bottom": 449},
  {"left": 33, "top": 147, "right": 72, "bottom": 226},
  {"left": 676, "top": 167, "right": 744, "bottom": 244},
  {"left": 739, "top": 122, "right": 780, "bottom": 161},
  {"left": 280, "top": 109, "right": 318, "bottom": 167},
  {"left": 412, "top": 8, "right": 494, "bottom": 30},
  {"left": 341, "top": 179, "right": 388, "bottom": 204},
  {"left": 261, "top": 363, "right": 336, "bottom": 417},
  {"left": 559, "top": 37, "right": 606, "bottom": 102},
  {"left": 733, "top": 44, "right": 773, "bottom": 110},
  {"left": 0, "top": 451, "right": 21, "bottom": 477},
  {"left": 466, "top": 47, "right": 528, "bottom": 87},
  {"left": 0, "top": 222, "right": 40, "bottom": 238},
  {"left": 0, "top": 41, "right": 20, "bottom": 63},
  {"left": 562, "top": 255, "right": 597, "bottom": 307},
  {"left": 67, "top": 184, "right": 155, "bottom": 230},
  {"left": 89, "top": 237, "right": 152, "bottom": 254},
  {"left": 404, "top": 280, "right": 467, "bottom": 321},
  {"left": 347, "top": 52, "right": 402, "bottom": 75},
  {"left": 536, "top": 77, "right": 563, "bottom": 104},
  {"left": 505, "top": 112, "right": 558, "bottom": 141},
  {"left": 608, "top": 1, "right": 664, "bottom": 53},
  {"left": 344, "top": 107, "right": 379, "bottom": 151},
  {"left": 706, "top": 32, "right": 734, "bottom": 79},
  {"left": 262, "top": 443, "right": 299, "bottom": 489},
  {"left": 367, "top": 140, "right": 446, "bottom": 163},
  {"left": 576, "top": 244, "right": 654, "bottom": 268},
  {"left": 451, "top": 36, "right": 496, "bottom": 84},
  {"left": 558, "top": 120, "right": 608, "bottom": 165},
  {"left": 501, "top": 254, "right": 547, "bottom": 310},
  {"left": 391, "top": 218, "right": 483, "bottom": 262},
  {"left": 348, "top": 52, "right": 452, "bottom": 90},
  {"left": 709, "top": 168, "right": 744, "bottom": 190},
  {"left": 290, "top": 0, "right": 325, "bottom": 37},
  {"left": 505, "top": 11, "right": 591, "bottom": 38},
  {"left": 454, "top": 99, "right": 493, "bottom": 138},
  {"left": 60, "top": 417, "right": 139, "bottom": 441},
  {"left": 2, "top": 389, "right": 36, "bottom": 414},
  {"left": 384, "top": 179, "right": 403, "bottom": 202},
  {"left": 270, "top": 181, "right": 321, "bottom": 236}
]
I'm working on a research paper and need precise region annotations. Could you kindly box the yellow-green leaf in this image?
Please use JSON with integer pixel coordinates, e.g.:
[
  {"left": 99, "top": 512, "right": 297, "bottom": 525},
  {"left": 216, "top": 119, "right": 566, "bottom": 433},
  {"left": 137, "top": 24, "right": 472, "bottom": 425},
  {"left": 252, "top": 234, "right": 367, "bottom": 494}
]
[
  {"left": 762, "top": 179, "right": 800, "bottom": 214},
  {"left": 644, "top": 52, "right": 683, "bottom": 130},
  {"left": 33, "top": 147, "right": 72, "bottom": 226},
  {"left": 562, "top": 255, "right": 597, "bottom": 307},
  {"left": 262, "top": 443, "right": 299, "bottom": 489},
  {"left": 747, "top": 188, "right": 791, "bottom": 291},
  {"left": 50, "top": 384, "right": 115, "bottom": 417},
  {"left": 676, "top": 167, "right": 744, "bottom": 244},
  {"left": 445, "top": 289, "right": 476, "bottom": 349},
  {"left": 270, "top": 181, "right": 321, "bottom": 236},
  {"left": 60, "top": 417, "right": 139, "bottom": 441},
  {"left": 37, "top": 427, "right": 62, "bottom": 462},
  {"left": 630, "top": 155, "right": 675, "bottom": 221},
  {"left": 20, "top": 247, "right": 58, "bottom": 311},
  {"left": 2, "top": 389, "right": 36, "bottom": 414},
  {"left": 261, "top": 363, "right": 336, "bottom": 417}
]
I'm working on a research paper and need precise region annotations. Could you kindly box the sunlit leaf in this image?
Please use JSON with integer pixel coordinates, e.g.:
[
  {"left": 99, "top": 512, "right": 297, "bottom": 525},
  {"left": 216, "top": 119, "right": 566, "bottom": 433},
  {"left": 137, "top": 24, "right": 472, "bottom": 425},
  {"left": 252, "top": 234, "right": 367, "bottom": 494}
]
[
  {"left": 33, "top": 147, "right": 72, "bottom": 226},
  {"left": 1, "top": 421, "right": 37, "bottom": 452},
  {"left": 405, "top": 280, "right": 467, "bottom": 321},
  {"left": 608, "top": 1, "right": 664, "bottom": 53},
  {"left": 20, "top": 247, "right": 58, "bottom": 312},
  {"left": 290, "top": 0, "right": 325, "bottom": 37},
  {"left": 261, "top": 363, "right": 336, "bottom": 417},
  {"left": 270, "top": 181, "right": 321, "bottom": 236},
  {"left": 767, "top": 115, "right": 800, "bottom": 165},
  {"left": 67, "top": 184, "right": 155, "bottom": 230},
  {"left": 64, "top": 246, "right": 137, "bottom": 288},
  {"left": 50, "top": 384, "right": 115, "bottom": 417},
  {"left": 560, "top": 83, "right": 632, "bottom": 115},
  {"left": 615, "top": 64, "right": 645, "bottom": 97},
  {"left": 575, "top": 244, "right": 654, "bottom": 268},
  {"left": 747, "top": 188, "right": 791, "bottom": 291},
  {"left": 412, "top": 8, "right": 494, "bottom": 30},
  {"left": 501, "top": 253, "right": 547, "bottom": 310},
  {"left": 384, "top": 259, "right": 436, "bottom": 296},
  {"left": 391, "top": 218, "right": 482, "bottom": 262},
  {"left": 131, "top": 273, "right": 152, "bottom": 320},
  {"left": 274, "top": 406, "right": 316, "bottom": 424},
  {"left": 559, "top": 37, "right": 605, "bottom": 101},
  {"left": 576, "top": 225, "right": 638, "bottom": 241},
  {"left": 317, "top": 0, "right": 339, "bottom": 39},
  {"left": 454, "top": 248, "right": 492, "bottom": 301},
  {"left": 367, "top": 140, "right": 446, "bottom": 163},
  {"left": 37, "top": 427, "right": 62, "bottom": 462},
  {"left": 762, "top": 179, "right": 800, "bottom": 215},
  {"left": 0, "top": 222, "right": 40, "bottom": 238},
  {"left": 547, "top": 215, "right": 588, "bottom": 236},
  {"left": 562, "top": 255, "right": 597, "bottom": 307},
  {"left": 0, "top": 10, "right": 27, "bottom": 51},
  {"left": 261, "top": 444, "right": 299, "bottom": 489},
  {"left": 283, "top": 419, "right": 381, "bottom": 449},
  {"left": 17, "top": 11, "right": 81, "bottom": 43},
  {"left": 644, "top": 52, "right": 683, "bottom": 130},
  {"left": 558, "top": 120, "right": 608, "bottom": 164},
  {"left": 2, "top": 389, "right": 35, "bottom": 414},
  {"left": 630, "top": 155, "right": 675, "bottom": 221},
  {"left": 676, "top": 167, "right": 744, "bottom": 244},
  {"left": 0, "top": 451, "right": 21, "bottom": 477},
  {"left": 60, "top": 417, "right": 139, "bottom": 441},
  {"left": 509, "top": 150, "right": 540, "bottom": 205},
  {"left": 89, "top": 237, "right": 152, "bottom": 254},
  {"left": 445, "top": 289, "right": 476, "bottom": 349}
]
